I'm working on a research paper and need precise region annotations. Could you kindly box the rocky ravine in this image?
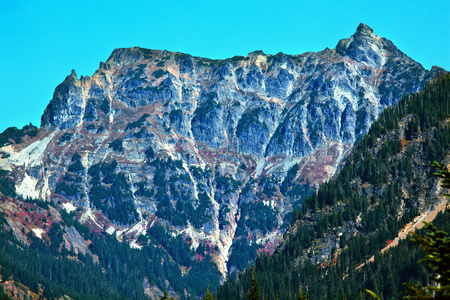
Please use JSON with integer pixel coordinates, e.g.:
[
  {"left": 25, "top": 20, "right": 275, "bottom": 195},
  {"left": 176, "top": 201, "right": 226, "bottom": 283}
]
[{"left": 0, "top": 23, "right": 442, "bottom": 281}]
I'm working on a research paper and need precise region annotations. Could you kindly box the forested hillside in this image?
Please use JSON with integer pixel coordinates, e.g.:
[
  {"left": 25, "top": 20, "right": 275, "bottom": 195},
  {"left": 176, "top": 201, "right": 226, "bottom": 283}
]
[
  {"left": 0, "top": 194, "right": 220, "bottom": 299},
  {"left": 217, "top": 73, "right": 450, "bottom": 299}
]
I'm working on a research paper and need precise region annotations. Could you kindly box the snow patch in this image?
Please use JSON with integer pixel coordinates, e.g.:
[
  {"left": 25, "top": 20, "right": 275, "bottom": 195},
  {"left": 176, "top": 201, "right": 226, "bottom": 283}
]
[
  {"left": 32, "top": 228, "right": 44, "bottom": 239},
  {"left": 62, "top": 202, "right": 77, "bottom": 213},
  {"left": 0, "top": 131, "right": 57, "bottom": 170},
  {"left": 106, "top": 226, "right": 116, "bottom": 235},
  {"left": 17, "top": 174, "right": 39, "bottom": 199},
  {"left": 130, "top": 241, "right": 142, "bottom": 249}
]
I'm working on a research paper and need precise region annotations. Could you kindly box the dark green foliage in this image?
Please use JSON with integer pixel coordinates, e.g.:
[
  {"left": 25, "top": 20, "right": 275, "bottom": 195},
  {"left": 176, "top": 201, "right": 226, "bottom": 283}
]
[
  {"left": 247, "top": 269, "right": 261, "bottom": 300},
  {"left": 57, "top": 154, "right": 85, "bottom": 198},
  {"left": 0, "top": 123, "right": 38, "bottom": 147},
  {"left": 108, "top": 139, "right": 123, "bottom": 151},
  {"left": 68, "top": 153, "right": 85, "bottom": 173},
  {"left": 229, "top": 55, "right": 249, "bottom": 62},
  {"left": 239, "top": 201, "right": 277, "bottom": 234},
  {"left": 192, "top": 93, "right": 221, "bottom": 121},
  {"left": 219, "top": 205, "right": 230, "bottom": 228},
  {"left": 258, "top": 176, "right": 278, "bottom": 198},
  {"left": 0, "top": 170, "right": 16, "bottom": 197},
  {"left": 297, "top": 287, "right": 308, "bottom": 300},
  {"left": 145, "top": 146, "right": 155, "bottom": 161},
  {"left": 152, "top": 69, "right": 169, "bottom": 78},
  {"left": 215, "top": 175, "right": 238, "bottom": 193},
  {"left": 169, "top": 109, "right": 183, "bottom": 123},
  {"left": 88, "top": 160, "right": 138, "bottom": 224},
  {"left": 161, "top": 289, "right": 170, "bottom": 300},
  {"left": 191, "top": 192, "right": 213, "bottom": 228},
  {"left": 85, "top": 124, "right": 96, "bottom": 131},
  {"left": 130, "top": 64, "right": 147, "bottom": 82},
  {"left": 64, "top": 172, "right": 82, "bottom": 183},
  {"left": 236, "top": 107, "right": 268, "bottom": 136},
  {"left": 134, "top": 181, "right": 154, "bottom": 197},
  {"left": 58, "top": 132, "right": 72, "bottom": 143},
  {"left": 203, "top": 285, "right": 214, "bottom": 300},
  {"left": 55, "top": 181, "right": 79, "bottom": 197},
  {"left": 0, "top": 215, "right": 138, "bottom": 299},
  {"left": 126, "top": 114, "right": 150, "bottom": 131},
  {"left": 281, "top": 164, "right": 299, "bottom": 195},
  {"left": 100, "top": 98, "right": 110, "bottom": 114},
  {"left": 227, "top": 238, "right": 259, "bottom": 277},
  {"left": 150, "top": 157, "right": 211, "bottom": 227},
  {"left": 404, "top": 219, "right": 450, "bottom": 298},
  {"left": 0, "top": 286, "right": 10, "bottom": 300},
  {"left": 190, "top": 166, "right": 208, "bottom": 181},
  {"left": 431, "top": 160, "right": 450, "bottom": 194}
]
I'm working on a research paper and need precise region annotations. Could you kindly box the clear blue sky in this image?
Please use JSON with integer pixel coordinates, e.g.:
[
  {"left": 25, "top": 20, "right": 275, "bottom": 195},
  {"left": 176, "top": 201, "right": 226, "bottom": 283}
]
[{"left": 1, "top": 0, "right": 449, "bottom": 133}]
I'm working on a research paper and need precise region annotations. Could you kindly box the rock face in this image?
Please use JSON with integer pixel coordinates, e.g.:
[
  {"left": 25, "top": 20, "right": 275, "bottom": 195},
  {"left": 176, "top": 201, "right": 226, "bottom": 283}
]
[{"left": 0, "top": 24, "right": 441, "bottom": 284}]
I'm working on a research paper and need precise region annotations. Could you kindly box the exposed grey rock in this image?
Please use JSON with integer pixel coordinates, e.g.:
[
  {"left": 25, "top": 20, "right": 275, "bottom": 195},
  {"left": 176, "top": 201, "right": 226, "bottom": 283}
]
[{"left": 5, "top": 23, "right": 441, "bottom": 279}]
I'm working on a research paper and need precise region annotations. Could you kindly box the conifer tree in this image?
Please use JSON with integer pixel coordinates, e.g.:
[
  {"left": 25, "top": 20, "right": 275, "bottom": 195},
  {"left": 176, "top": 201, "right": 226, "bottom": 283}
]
[
  {"left": 367, "top": 160, "right": 450, "bottom": 299},
  {"left": 247, "top": 268, "right": 261, "bottom": 300},
  {"left": 203, "top": 284, "right": 214, "bottom": 300},
  {"left": 297, "top": 287, "right": 308, "bottom": 300},
  {"left": 161, "top": 288, "right": 169, "bottom": 300}
]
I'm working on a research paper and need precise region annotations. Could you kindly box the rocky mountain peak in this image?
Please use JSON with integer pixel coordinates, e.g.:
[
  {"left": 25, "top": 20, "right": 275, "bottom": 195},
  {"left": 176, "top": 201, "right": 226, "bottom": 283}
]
[
  {"left": 355, "top": 23, "right": 375, "bottom": 36},
  {"left": 248, "top": 50, "right": 266, "bottom": 56},
  {"left": 336, "top": 23, "right": 387, "bottom": 66},
  {"left": 3, "top": 24, "right": 439, "bottom": 287}
]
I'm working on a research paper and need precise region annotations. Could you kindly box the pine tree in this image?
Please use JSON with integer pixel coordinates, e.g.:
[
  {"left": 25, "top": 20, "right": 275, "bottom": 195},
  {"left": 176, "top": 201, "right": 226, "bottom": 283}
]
[
  {"left": 400, "top": 161, "right": 450, "bottom": 299},
  {"left": 203, "top": 284, "right": 214, "bottom": 300},
  {"left": 297, "top": 287, "right": 308, "bottom": 300},
  {"left": 161, "top": 288, "right": 169, "bottom": 300},
  {"left": 247, "top": 268, "right": 261, "bottom": 300},
  {"left": 367, "top": 160, "right": 450, "bottom": 300}
]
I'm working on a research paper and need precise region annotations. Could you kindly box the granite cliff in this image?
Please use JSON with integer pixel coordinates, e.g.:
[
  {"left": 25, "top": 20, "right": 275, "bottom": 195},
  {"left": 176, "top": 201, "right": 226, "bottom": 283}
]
[{"left": 0, "top": 23, "right": 443, "bottom": 296}]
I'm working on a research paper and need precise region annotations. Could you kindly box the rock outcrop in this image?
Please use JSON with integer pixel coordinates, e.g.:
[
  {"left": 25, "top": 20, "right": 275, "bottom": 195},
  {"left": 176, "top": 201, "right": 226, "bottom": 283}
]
[{"left": 1, "top": 24, "right": 443, "bottom": 284}]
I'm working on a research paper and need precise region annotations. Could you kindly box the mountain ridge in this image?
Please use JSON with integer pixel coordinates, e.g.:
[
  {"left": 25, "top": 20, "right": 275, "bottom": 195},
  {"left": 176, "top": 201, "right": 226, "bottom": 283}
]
[{"left": 0, "top": 23, "right": 445, "bottom": 298}]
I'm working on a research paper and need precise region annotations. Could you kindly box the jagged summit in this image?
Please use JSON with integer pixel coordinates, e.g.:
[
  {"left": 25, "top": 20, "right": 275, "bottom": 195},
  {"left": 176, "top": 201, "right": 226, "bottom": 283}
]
[
  {"left": 248, "top": 50, "right": 266, "bottom": 56},
  {"left": 336, "top": 23, "right": 389, "bottom": 67},
  {"left": 355, "top": 23, "right": 375, "bottom": 36},
  {"left": 100, "top": 24, "right": 387, "bottom": 72}
]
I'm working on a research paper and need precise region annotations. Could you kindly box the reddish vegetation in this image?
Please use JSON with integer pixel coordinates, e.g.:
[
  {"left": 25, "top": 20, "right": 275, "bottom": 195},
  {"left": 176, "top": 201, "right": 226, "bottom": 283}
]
[
  {"left": 195, "top": 254, "right": 203, "bottom": 261},
  {"left": 263, "top": 238, "right": 281, "bottom": 255}
]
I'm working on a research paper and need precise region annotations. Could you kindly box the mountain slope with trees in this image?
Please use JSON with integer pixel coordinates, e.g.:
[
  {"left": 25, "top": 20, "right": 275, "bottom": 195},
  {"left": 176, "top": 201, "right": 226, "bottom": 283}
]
[
  {"left": 0, "top": 24, "right": 446, "bottom": 298},
  {"left": 217, "top": 73, "right": 450, "bottom": 299}
]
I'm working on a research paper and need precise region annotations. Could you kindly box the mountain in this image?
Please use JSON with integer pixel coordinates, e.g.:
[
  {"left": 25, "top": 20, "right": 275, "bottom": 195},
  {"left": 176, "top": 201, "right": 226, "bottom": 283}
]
[
  {"left": 0, "top": 23, "right": 444, "bottom": 298},
  {"left": 217, "top": 73, "right": 450, "bottom": 299}
]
